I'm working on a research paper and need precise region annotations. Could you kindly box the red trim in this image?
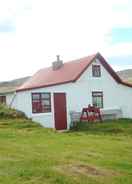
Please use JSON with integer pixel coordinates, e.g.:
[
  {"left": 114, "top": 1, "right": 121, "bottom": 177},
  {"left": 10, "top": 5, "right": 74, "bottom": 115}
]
[
  {"left": 16, "top": 52, "right": 132, "bottom": 92},
  {"left": 96, "top": 53, "right": 122, "bottom": 83},
  {"left": 120, "top": 81, "right": 132, "bottom": 88},
  {"left": 16, "top": 80, "right": 74, "bottom": 92},
  {"left": 32, "top": 92, "right": 51, "bottom": 113}
]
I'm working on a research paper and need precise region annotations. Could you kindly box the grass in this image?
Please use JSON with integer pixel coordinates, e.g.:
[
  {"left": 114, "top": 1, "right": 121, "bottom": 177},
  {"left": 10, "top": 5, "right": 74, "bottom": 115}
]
[{"left": 0, "top": 118, "right": 132, "bottom": 184}]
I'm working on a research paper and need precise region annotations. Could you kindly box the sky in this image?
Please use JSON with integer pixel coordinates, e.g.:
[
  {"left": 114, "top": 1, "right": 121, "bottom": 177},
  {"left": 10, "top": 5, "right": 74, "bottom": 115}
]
[{"left": 0, "top": 0, "right": 132, "bottom": 81}]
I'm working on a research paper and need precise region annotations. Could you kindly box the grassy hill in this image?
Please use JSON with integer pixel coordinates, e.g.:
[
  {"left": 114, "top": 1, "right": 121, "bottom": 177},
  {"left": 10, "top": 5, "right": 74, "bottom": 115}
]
[
  {"left": 117, "top": 69, "right": 132, "bottom": 83},
  {"left": 0, "top": 76, "right": 30, "bottom": 93},
  {"left": 0, "top": 115, "right": 132, "bottom": 183}
]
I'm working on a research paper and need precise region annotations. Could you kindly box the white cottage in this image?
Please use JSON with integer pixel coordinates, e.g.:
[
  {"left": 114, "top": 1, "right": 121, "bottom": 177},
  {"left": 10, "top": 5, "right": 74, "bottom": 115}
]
[{"left": 8, "top": 53, "right": 132, "bottom": 130}]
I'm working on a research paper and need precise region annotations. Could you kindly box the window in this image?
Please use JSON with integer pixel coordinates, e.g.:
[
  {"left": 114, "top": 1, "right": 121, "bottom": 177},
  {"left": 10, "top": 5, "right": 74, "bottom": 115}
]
[
  {"left": 0, "top": 96, "right": 6, "bottom": 104},
  {"left": 32, "top": 93, "right": 51, "bottom": 113},
  {"left": 92, "top": 92, "right": 103, "bottom": 108},
  {"left": 92, "top": 65, "right": 101, "bottom": 77}
]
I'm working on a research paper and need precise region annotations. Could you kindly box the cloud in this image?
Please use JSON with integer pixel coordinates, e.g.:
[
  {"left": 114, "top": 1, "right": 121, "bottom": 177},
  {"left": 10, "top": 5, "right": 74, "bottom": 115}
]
[
  {"left": 0, "top": 0, "right": 32, "bottom": 33},
  {"left": 110, "top": 0, "right": 132, "bottom": 28},
  {"left": 103, "top": 43, "right": 132, "bottom": 58},
  {"left": 108, "top": 55, "right": 132, "bottom": 71},
  {"left": 0, "top": 0, "right": 132, "bottom": 81},
  {"left": 108, "top": 28, "right": 132, "bottom": 44},
  {"left": 0, "top": 20, "right": 15, "bottom": 33}
]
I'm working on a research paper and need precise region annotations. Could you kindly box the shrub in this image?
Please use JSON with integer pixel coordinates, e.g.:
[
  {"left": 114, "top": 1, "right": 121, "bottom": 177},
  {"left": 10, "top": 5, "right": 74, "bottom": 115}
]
[{"left": 0, "top": 104, "right": 27, "bottom": 119}]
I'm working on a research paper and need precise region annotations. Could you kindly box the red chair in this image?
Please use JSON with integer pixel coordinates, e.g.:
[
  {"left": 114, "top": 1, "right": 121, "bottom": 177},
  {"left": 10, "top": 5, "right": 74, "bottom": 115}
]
[{"left": 80, "top": 105, "right": 102, "bottom": 122}]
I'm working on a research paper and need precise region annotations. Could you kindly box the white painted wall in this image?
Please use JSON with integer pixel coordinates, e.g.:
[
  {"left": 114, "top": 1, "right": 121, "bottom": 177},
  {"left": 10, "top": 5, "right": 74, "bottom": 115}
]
[
  {"left": 6, "top": 93, "right": 15, "bottom": 106},
  {"left": 11, "top": 58, "right": 132, "bottom": 129}
]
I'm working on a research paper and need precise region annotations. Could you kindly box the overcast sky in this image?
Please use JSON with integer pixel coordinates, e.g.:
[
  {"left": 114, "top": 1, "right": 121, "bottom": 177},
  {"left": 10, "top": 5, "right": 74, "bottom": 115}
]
[{"left": 0, "top": 0, "right": 132, "bottom": 81}]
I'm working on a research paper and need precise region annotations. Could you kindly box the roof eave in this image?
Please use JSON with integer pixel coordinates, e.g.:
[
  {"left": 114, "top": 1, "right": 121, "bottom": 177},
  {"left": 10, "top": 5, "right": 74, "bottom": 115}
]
[{"left": 16, "top": 80, "right": 75, "bottom": 92}]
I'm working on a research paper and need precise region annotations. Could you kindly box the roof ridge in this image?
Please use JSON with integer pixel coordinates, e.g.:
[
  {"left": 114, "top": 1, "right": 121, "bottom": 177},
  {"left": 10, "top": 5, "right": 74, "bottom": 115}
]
[{"left": 63, "top": 53, "right": 97, "bottom": 65}]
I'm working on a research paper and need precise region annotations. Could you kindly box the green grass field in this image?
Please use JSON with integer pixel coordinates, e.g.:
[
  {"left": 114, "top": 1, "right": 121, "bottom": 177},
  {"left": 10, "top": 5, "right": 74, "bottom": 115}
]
[{"left": 0, "top": 118, "right": 132, "bottom": 184}]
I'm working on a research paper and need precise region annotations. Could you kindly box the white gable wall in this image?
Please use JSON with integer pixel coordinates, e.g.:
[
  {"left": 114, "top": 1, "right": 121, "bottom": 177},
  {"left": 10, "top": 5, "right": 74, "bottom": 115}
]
[
  {"left": 76, "top": 59, "right": 132, "bottom": 117},
  {"left": 12, "top": 58, "right": 132, "bottom": 128}
]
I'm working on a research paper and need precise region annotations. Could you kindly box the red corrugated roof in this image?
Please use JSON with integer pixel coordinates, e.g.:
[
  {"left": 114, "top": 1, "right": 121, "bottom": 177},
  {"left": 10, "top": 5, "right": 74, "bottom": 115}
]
[{"left": 17, "top": 53, "right": 132, "bottom": 92}]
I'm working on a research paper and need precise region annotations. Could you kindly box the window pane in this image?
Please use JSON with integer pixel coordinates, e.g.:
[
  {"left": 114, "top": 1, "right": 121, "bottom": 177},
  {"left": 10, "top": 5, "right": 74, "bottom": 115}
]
[
  {"left": 41, "top": 99, "right": 51, "bottom": 112},
  {"left": 41, "top": 105, "right": 51, "bottom": 112},
  {"left": 96, "top": 97, "right": 102, "bottom": 107},
  {"left": 93, "top": 96, "right": 102, "bottom": 108},
  {"left": 32, "top": 101, "right": 41, "bottom": 113},
  {"left": 93, "top": 92, "right": 102, "bottom": 97},
  {"left": 93, "top": 97, "right": 97, "bottom": 107},
  {"left": 92, "top": 65, "right": 101, "bottom": 77},
  {"left": 42, "top": 99, "right": 50, "bottom": 106},
  {"left": 42, "top": 108, "right": 51, "bottom": 113},
  {"left": 32, "top": 93, "right": 51, "bottom": 113},
  {"left": 41, "top": 93, "right": 50, "bottom": 99},
  {"left": 32, "top": 93, "right": 40, "bottom": 100},
  {"left": 32, "top": 99, "right": 40, "bottom": 103},
  {"left": 92, "top": 92, "right": 103, "bottom": 108}
]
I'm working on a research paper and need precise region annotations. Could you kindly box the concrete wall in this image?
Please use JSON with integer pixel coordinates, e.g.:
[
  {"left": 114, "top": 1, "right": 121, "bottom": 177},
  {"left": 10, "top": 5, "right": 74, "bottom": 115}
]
[{"left": 11, "top": 58, "right": 132, "bottom": 128}]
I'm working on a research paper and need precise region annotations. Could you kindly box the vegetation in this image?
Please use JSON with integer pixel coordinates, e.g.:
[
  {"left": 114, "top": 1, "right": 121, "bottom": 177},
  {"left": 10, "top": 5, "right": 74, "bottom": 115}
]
[
  {"left": 0, "top": 76, "right": 30, "bottom": 93},
  {"left": 0, "top": 118, "right": 132, "bottom": 184},
  {"left": 0, "top": 104, "right": 26, "bottom": 119},
  {"left": 71, "top": 119, "right": 132, "bottom": 135}
]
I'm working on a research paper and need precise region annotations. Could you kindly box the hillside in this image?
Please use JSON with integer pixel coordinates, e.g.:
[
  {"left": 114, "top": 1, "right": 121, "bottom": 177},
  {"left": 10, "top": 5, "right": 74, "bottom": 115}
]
[
  {"left": 117, "top": 69, "right": 132, "bottom": 83},
  {"left": 0, "top": 118, "right": 132, "bottom": 184},
  {"left": 0, "top": 76, "right": 30, "bottom": 93}
]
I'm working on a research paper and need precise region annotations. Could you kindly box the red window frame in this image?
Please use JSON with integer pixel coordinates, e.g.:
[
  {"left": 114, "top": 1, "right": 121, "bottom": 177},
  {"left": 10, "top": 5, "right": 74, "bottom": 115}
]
[
  {"left": 92, "top": 65, "right": 101, "bottom": 77},
  {"left": 32, "top": 93, "right": 51, "bottom": 113},
  {"left": 92, "top": 91, "right": 103, "bottom": 108}
]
